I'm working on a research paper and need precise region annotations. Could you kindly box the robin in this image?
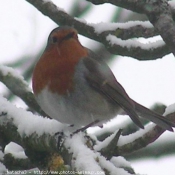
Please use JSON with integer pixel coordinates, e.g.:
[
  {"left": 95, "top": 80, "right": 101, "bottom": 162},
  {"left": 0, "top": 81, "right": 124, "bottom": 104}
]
[{"left": 32, "top": 26, "right": 175, "bottom": 131}]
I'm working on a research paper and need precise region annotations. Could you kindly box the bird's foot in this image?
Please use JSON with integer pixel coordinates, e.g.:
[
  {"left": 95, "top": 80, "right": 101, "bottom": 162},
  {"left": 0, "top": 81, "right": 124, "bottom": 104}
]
[{"left": 71, "top": 120, "right": 100, "bottom": 135}]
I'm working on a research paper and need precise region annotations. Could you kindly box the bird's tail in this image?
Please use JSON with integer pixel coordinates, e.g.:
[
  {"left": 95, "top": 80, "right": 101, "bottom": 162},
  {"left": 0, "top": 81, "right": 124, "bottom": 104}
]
[{"left": 134, "top": 101, "right": 175, "bottom": 132}]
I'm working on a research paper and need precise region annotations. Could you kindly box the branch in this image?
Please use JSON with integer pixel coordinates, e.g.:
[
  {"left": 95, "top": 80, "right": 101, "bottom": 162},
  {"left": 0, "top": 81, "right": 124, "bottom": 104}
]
[
  {"left": 118, "top": 113, "right": 175, "bottom": 155},
  {"left": 145, "top": 0, "right": 175, "bottom": 56},
  {"left": 86, "top": 21, "right": 157, "bottom": 39},
  {"left": 3, "top": 153, "right": 35, "bottom": 170},
  {"left": 86, "top": 0, "right": 175, "bottom": 17},
  {"left": 93, "top": 112, "right": 175, "bottom": 157},
  {"left": 111, "top": 24, "right": 158, "bottom": 39},
  {"left": 126, "top": 138, "right": 175, "bottom": 160},
  {"left": 86, "top": 0, "right": 147, "bottom": 14},
  {"left": 100, "top": 129, "right": 122, "bottom": 159},
  {"left": 25, "top": 0, "right": 171, "bottom": 60},
  {"left": 105, "top": 36, "right": 170, "bottom": 60},
  {"left": 0, "top": 115, "right": 58, "bottom": 152},
  {"left": 87, "top": 0, "right": 175, "bottom": 57},
  {"left": 0, "top": 103, "right": 67, "bottom": 171},
  {"left": 0, "top": 65, "right": 46, "bottom": 117}
]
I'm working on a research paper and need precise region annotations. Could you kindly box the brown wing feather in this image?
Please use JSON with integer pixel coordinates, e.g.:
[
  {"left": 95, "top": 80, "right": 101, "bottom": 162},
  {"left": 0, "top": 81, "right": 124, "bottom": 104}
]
[
  {"left": 83, "top": 54, "right": 144, "bottom": 129},
  {"left": 82, "top": 50, "right": 174, "bottom": 131}
]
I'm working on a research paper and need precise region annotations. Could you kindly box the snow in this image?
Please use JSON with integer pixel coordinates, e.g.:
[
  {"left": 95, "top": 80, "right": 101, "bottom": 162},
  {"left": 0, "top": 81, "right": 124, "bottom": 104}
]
[
  {"left": 74, "top": 17, "right": 87, "bottom": 24},
  {"left": 65, "top": 133, "right": 104, "bottom": 174},
  {"left": 169, "top": 1, "right": 175, "bottom": 9},
  {"left": 65, "top": 133, "right": 133, "bottom": 175},
  {"left": 163, "top": 103, "right": 175, "bottom": 116},
  {"left": 106, "top": 34, "right": 165, "bottom": 50},
  {"left": 118, "top": 124, "right": 154, "bottom": 146},
  {"left": 133, "top": 155, "right": 175, "bottom": 175},
  {"left": 0, "top": 65, "right": 32, "bottom": 99},
  {"left": 0, "top": 65, "right": 31, "bottom": 90},
  {"left": 42, "top": 0, "right": 66, "bottom": 12},
  {"left": 91, "top": 21, "right": 153, "bottom": 34},
  {"left": 0, "top": 96, "right": 66, "bottom": 137},
  {"left": 110, "top": 156, "right": 131, "bottom": 168},
  {"left": 5, "top": 142, "right": 27, "bottom": 159},
  {"left": 98, "top": 156, "right": 131, "bottom": 175},
  {"left": 88, "top": 116, "right": 132, "bottom": 135},
  {"left": 94, "top": 123, "right": 155, "bottom": 153}
]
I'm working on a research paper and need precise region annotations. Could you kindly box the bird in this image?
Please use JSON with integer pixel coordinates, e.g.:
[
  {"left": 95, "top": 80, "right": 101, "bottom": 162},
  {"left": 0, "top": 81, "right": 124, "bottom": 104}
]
[{"left": 32, "top": 26, "right": 175, "bottom": 132}]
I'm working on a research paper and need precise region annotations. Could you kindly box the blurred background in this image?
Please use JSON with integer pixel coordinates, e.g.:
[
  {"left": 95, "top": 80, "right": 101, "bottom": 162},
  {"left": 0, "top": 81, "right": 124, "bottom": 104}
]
[{"left": 0, "top": 0, "right": 175, "bottom": 174}]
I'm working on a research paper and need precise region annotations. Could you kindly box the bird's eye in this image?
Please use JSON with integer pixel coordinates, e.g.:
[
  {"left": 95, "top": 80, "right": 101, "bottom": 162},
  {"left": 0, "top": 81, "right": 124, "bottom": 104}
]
[{"left": 52, "top": 36, "right": 58, "bottom": 43}]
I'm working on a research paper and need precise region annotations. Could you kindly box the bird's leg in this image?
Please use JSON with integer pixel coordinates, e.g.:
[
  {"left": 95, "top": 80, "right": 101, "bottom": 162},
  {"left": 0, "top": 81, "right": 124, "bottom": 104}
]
[{"left": 72, "top": 119, "right": 100, "bottom": 135}]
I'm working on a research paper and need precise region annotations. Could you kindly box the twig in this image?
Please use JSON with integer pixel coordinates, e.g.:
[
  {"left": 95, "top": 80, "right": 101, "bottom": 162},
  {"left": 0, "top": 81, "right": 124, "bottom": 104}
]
[{"left": 118, "top": 113, "right": 175, "bottom": 155}]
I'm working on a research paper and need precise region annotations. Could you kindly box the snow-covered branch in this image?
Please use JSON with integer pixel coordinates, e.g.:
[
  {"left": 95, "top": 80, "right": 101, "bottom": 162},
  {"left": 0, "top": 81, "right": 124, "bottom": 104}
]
[
  {"left": 25, "top": 0, "right": 172, "bottom": 60},
  {"left": 0, "top": 65, "right": 46, "bottom": 116},
  {"left": 145, "top": 1, "right": 175, "bottom": 56},
  {"left": 87, "top": 0, "right": 175, "bottom": 57},
  {"left": 86, "top": 0, "right": 175, "bottom": 17},
  {"left": 0, "top": 104, "right": 59, "bottom": 152},
  {"left": 0, "top": 91, "right": 174, "bottom": 173},
  {"left": 0, "top": 96, "right": 67, "bottom": 171},
  {"left": 93, "top": 121, "right": 172, "bottom": 158}
]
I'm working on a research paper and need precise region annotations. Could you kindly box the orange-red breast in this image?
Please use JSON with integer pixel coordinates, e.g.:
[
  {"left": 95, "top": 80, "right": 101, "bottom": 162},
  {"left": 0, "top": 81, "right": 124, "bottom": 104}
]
[{"left": 32, "top": 26, "right": 175, "bottom": 131}]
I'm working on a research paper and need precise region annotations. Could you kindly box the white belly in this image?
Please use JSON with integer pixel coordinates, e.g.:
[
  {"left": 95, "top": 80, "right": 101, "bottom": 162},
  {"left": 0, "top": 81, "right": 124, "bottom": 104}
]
[{"left": 35, "top": 85, "right": 121, "bottom": 127}]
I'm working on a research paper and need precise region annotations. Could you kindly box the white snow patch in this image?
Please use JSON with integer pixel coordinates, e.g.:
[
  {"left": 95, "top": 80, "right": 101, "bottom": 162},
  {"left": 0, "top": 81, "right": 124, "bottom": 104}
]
[
  {"left": 106, "top": 34, "right": 165, "bottom": 50},
  {"left": 65, "top": 133, "right": 132, "bottom": 175},
  {"left": 169, "top": 1, "right": 175, "bottom": 9},
  {"left": 164, "top": 103, "right": 175, "bottom": 116},
  {"left": 0, "top": 96, "right": 66, "bottom": 136},
  {"left": 0, "top": 65, "right": 31, "bottom": 91},
  {"left": 65, "top": 133, "right": 104, "bottom": 174},
  {"left": 5, "top": 142, "right": 27, "bottom": 159},
  {"left": 98, "top": 156, "right": 131, "bottom": 175},
  {"left": 110, "top": 156, "right": 131, "bottom": 168},
  {"left": 118, "top": 124, "right": 154, "bottom": 146},
  {"left": 75, "top": 17, "right": 87, "bottom": 24},
  {"left": 91, "top": 21, "right": 153, "bottom": 34}
]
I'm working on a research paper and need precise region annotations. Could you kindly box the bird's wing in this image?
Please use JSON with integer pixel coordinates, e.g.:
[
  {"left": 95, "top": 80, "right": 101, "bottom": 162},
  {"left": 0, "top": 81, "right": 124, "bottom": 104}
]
[
  {"left": 82, "top": 53, "right": 144, "bottom": 129},
  {"left": 83, "top": 51, "right": 175, "bottom": 131}
]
